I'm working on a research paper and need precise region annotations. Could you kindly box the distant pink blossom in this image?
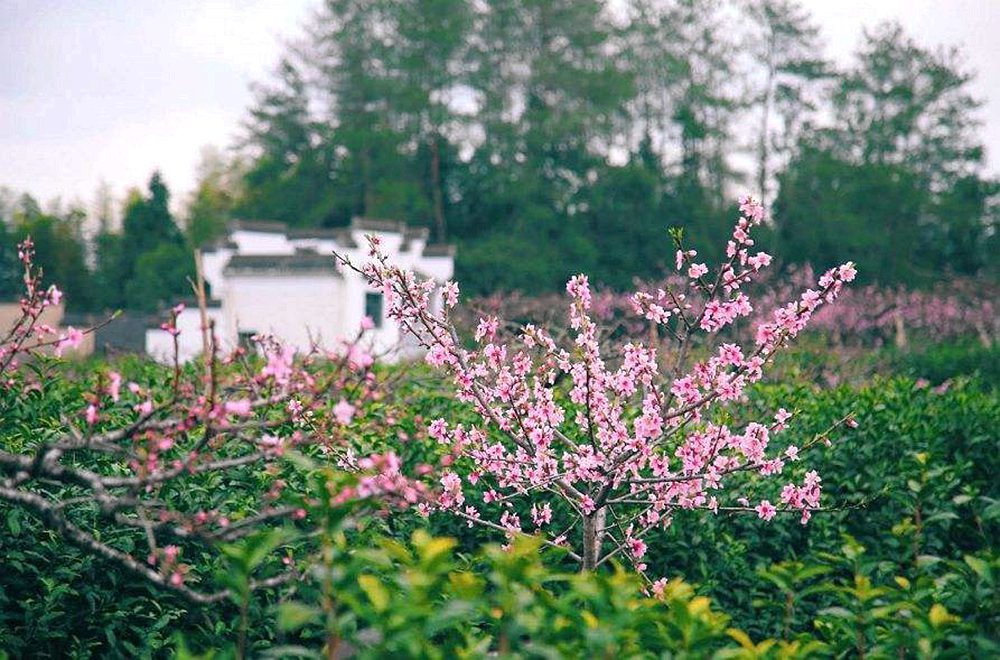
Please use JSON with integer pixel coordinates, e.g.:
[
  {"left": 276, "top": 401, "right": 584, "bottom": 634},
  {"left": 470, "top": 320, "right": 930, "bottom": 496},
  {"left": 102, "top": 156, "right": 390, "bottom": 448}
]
[
  {"left": 108, "top": 371, "right": 122, "bottom": 402},
  {"left": 84, "top": 404, "right": 99, "bottom": 426},
  {"left": 333, "top": 399, "right": 356, "bottom": 425},
  {"left": 224, "top": 399, "right": 252, "bottom": 416}
]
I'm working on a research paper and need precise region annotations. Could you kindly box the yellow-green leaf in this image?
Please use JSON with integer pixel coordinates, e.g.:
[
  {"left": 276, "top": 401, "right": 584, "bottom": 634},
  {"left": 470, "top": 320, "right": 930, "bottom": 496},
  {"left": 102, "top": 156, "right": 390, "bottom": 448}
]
[
  {"left": 277, "top": 601, "right": 321, "bottom": 632},
  {"left": 928, "top": 603, "right": 958, "bottom": 628},
  {"left": 358, "top": 574, "right": 391, "bottom": 612}
]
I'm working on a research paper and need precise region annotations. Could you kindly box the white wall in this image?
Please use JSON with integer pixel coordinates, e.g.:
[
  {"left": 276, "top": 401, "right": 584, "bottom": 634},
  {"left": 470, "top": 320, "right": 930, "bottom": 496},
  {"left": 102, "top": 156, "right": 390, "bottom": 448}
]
[
  {"left": 231, "top": 229, "right": 296, "bottom": 256},
  {"left": 146, "top": 306, "right": 225, "bottom": 364},
  {"left": 222, "top": 273, "right": 350, "bottom": 353},
  {"left": 200, "top": 248, "right": 231, "bottom": 295}
]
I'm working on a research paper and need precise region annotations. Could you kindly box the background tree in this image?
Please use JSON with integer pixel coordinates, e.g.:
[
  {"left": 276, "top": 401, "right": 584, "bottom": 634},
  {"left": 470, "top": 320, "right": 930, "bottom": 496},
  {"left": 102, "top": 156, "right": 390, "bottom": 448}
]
[
  {"left": 235, "top": 58, "right": 336, "bottom": 227},
  {"left": 92, "top": 173, "right": 193, "bottom": 312},
  {"left": 742, "top": 0, "right": 829, "bottom": 202},
  {"left": 224, "top": 2, "right": 996, "bottom": 293},
  {"left": 772, "top": 21, "right": 995, "bottom": 285},
  {"left": 186, "top": 147, "right": 242, "bottom": 247},
  {"left": 8, "top": 195, "right": 94, "bottom": 310}
]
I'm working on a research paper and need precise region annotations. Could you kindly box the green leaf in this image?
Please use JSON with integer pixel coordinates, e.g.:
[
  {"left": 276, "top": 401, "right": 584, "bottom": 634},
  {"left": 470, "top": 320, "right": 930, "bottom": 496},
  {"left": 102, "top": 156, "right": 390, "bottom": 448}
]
[
  {"left": 244, "top": 528, "right": 290, "bottom": 570},
  {"left": 928, "top": 603, "right": 958, "bottom": 628},
  {"left": 277, "top": 601, "right": 322, "bottom": 632},
  {"left": 923, "top": 511, "right": 959, "bottom": 525},
  {"left": 964, "top": 555, "right": 990, "bottom": 579},
  {"left": 6, "top": 509, "right": 21, "bottom": 536}
]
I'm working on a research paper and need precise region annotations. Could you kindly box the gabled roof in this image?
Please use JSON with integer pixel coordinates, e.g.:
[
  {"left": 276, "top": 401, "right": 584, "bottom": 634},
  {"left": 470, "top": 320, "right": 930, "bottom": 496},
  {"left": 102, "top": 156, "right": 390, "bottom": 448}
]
[
  {"left": 224, "top": 254, "right": 342, "bottom": 276},
  {"left": 422, "top": 243, "right": 456, "bottom": 258},
  {"left": 350, "top": 217, "right": 407, "bottom": 233},
  {"left": 287, "top": 227, "right": 358, "bottom": 247},
  {"left": 230, "top": 219, "right": 289, "bottom": 233}
]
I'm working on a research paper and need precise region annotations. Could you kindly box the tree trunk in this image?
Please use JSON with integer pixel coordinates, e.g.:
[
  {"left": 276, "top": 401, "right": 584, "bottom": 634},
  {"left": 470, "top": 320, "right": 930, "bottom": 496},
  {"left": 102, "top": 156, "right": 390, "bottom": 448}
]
[
  {"left": 430, "top": 136, "right": 446, "bottom": 242},
  {"left": 757, "top": 34, "right": 776, "bottom": 202},
  {"left": 894, "top": 309, "right": 908, "bottom": 348},
  {"left": 361, "top": 146, "right": 374, "bottom": 216},
  {"left": 581, "top": 507, "right": 607, "bottom": 571}
]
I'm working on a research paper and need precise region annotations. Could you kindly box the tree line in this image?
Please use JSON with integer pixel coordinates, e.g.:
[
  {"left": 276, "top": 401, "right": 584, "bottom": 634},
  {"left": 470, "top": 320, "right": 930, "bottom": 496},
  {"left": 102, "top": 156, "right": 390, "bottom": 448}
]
[{"left": 2, "top": 0, "right": 997, "bottom": 311}]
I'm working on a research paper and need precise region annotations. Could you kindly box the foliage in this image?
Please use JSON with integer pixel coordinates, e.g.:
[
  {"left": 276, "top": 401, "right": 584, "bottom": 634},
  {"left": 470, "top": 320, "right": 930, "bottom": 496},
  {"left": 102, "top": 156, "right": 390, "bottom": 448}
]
[
  {"left": 888, "top": 342, "right": 1000, "bottom": 386},
  {"left": 4, "top": 2, "right": 997, "bottom": 311},
  {"left": 1, "top": 342, "right": 998, "bottom": 655},
  {"left": 211, "top": 1, "right": 999, "bottom": 295},
  {"left": 0, "top": 195, "right": 94, "bottom": 309},
  {"left": 263, "top": 532, "right": 746, "bottom": 659}
]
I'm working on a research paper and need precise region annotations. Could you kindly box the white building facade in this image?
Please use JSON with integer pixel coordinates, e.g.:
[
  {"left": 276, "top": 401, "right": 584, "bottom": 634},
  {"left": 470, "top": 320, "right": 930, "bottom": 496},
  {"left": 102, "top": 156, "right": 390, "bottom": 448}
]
[{"left": 146, "top": 219, "right": 454, "bottom": 363}]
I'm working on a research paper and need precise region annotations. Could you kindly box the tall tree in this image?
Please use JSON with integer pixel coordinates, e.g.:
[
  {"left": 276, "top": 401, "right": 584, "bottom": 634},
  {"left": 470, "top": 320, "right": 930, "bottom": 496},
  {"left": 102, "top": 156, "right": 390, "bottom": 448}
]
[
  {"left": 310, "top": 0, "right": 406, "bottom": 221},
  {"left": 95, "top": 173, "right": 193, "bottom": 311},
  {"left": 390, "top": 0, "right": 471, "bottom": 240},
  {"left": 742, "top": 0, "right": 829, "bottom": 201},
  {"left": 237, "top": 58, "right": 336, "bottom": 226},
  {"left": 826, "top": 22, "right": 983, "bottom": 191},
  {"left": 773, "top": 22, "right": 992, "bottom": 284}
]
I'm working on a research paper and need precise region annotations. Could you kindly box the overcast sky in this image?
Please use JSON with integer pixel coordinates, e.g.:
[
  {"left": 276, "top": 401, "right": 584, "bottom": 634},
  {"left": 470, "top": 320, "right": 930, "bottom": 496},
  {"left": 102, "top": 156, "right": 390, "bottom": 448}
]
[{"left": 1, "top": 0, "right": 998, "bottom": 212}]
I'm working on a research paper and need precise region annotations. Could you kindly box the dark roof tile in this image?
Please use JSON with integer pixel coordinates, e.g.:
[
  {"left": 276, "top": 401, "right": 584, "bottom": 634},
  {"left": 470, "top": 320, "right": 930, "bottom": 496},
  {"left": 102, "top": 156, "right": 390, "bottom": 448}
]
[{"left": 224, "top": 254, "right": 341, "bottom": 275}]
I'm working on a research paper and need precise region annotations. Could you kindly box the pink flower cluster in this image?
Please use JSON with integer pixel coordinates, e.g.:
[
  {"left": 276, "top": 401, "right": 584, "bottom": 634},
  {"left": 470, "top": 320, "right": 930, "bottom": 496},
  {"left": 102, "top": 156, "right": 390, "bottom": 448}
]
[{"left": 349, "top": 196, "right": 859, "bottom": 572}]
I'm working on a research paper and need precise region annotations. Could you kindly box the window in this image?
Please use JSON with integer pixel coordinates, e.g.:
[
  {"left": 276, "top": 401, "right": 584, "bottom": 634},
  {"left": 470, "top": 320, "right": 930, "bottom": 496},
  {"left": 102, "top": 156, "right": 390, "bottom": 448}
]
[
  {"left": 365, "top": 292, "right": 384, "bottom": 328},
  {"left": 238, "top": 331, "right": 256, "bottom": 349}
]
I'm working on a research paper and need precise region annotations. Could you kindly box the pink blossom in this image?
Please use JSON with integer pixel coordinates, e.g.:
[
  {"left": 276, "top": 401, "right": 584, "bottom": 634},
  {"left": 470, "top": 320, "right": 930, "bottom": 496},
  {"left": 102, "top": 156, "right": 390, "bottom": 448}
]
[
  {"left": 84, "top": 404, "right": 99, "bottom": 426},
  {"left": 55, "top": 327, "right": 84, "bottom": 357},
  {"left": 346, "top": 343, "right": 374, "bottom": 370},
  {"left": 224, "top": 399, "right": 252, "bottom": 416},
  {"left": 687, "top": 263, "right": 708, "bottom": 279},
  {"left": 262, "top": 345, "right": 295, "bottom": 383},
  {"left": 475, "top": 316, "right": 500, "bottom": 342},
  {"left": 333, "top": 399, "right": 356, "bottom": 425},
  {"left": 531, "top": 502, "right": 553, "bottom": 527},
  {"left": 348, "top": 193, "right": 854, "bottom": 566},
  {"left": 443, "top": 281, "right": 460, "bottom": 308},
  {"left": 755, "top": 500, "right": 777, "bottom": 521},
  {"left": 427, "top": 418, "right": 449, "bottom": 443},
  {"left": 108, "top": 371, "right": 122, "bottom": 402}
]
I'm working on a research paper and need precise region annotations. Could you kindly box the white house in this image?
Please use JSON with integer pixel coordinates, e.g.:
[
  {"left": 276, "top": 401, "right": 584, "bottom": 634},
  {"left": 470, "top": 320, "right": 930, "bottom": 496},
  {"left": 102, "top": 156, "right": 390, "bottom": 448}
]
[{"left": 145, "top": 218, "right": 454, "bottom": 363}]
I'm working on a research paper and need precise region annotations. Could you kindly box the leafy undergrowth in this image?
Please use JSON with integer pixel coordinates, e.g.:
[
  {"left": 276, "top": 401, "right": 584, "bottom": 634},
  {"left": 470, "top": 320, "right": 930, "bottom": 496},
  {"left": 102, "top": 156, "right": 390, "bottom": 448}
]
[{"left": 1, "top": 348, "right": 997, "bottom": 657}]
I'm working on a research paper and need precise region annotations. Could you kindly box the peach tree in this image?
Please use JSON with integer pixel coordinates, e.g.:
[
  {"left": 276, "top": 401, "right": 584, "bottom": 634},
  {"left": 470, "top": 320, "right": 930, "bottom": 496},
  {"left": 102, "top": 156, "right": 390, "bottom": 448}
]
[{"left": 343, "top": 196, "right": 860, "bottom": 578}]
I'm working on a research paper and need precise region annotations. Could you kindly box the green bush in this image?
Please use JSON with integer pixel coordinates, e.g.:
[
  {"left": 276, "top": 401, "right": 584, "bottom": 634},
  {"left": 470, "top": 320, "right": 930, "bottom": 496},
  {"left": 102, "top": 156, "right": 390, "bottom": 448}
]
[
  {"left": 888, "top": 341, "right": 1000, "bottom": 385},
  {"left": 1, "top": 356, "right": 997, "bottom": 656}
]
